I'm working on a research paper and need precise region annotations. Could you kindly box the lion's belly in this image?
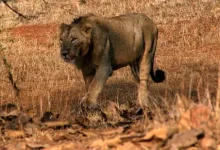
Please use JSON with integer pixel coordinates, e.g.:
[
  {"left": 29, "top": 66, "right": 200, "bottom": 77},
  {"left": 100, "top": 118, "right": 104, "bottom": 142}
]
[
  {"left": 110, "top": 46, "right": 143, "bottom": 70},
  {"left": 110, "top": 35, "right": 143, "bottom": 70}
]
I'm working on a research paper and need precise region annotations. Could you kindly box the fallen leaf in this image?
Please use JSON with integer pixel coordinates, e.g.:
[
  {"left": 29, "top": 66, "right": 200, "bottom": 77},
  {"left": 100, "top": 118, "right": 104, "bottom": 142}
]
[
  {"left": 78, "top": 130, "right": 97, "bottom": 137},
  {"left": 190, "top": 105, "right": 211, "bottom": 128},
  {"left": 67, "top": 128, "right": 78, "bottom": 134},
  {"left": 23, "top": 123, "right": 39, "bottom": 136},
  {"left": 4, "top": 142, "right": 26, "bottom": 150},
  {"left": 116, "top": 142, "right": 141, "bottom": 150},
  {"left": 179, "top": 105, "right": 212, "bottom": 131},
  {"left": 4, "top": 119, "right": 19, "bottom": 130},
  {"left": 103, "top": 101, "right": 127, "bottom": 122},
  {"left": 19, "top": 112, "right": 32, "bottom": 124},
  {"left": 200, "top": 137, "right": 216, "bottom": 149},
  {"left": 103, "top": 137, "right": 121, "bottom": 147},
  {"left": 217, "top": 144, "right": 220, "bottom": 150},
  {"left": 92, "top": 136, "right": 121, "bottom": 148},
  {"left": 168, "top": 128, "right": 204, "bottom": 149},
  {"left": 44, "top": 133, "right": 54, "bottom": 142},
  {"left": 176, "top": 94, "right": 188, "bottom": 115},
  {"left": 4, "top": 130, "right": 24, "bottom": 139},
  {"left": 100, "top": 126, "right": 124, "bottom": 135},
  {"left": 178, "top": 110, "right": 191, "bottom": 131},
  {"left": 141, "top": 126, "right": 179, "bottom": 141},
  {"left": 4, "top": 143, "right": 17, "bottom": 150},
  {"left": 53, "top": 132, "right": 66, "bottom": 142},
  {"left": 108, "top": 120, "right": 132, "bottom": 126},
  {"left": 120, "top": 132, "right": 145, "bottom": 141},
  {"left": 26, "top": 109, "right": 35, "bottom": 118},
  {"left": 7, "top": 110, "right": 20, "bottom": 117},
  {"left": 42, "top": 142, "right": 76, "bottom": 150},
  {"left": 44, "top": 121, "right": 70, "bottom": 128},
  {"left": 75, "top": 116, "right": 90, "bottom": 128},
  {"left": 138, "top": 141, "right": 153, "bottom": 149},
  {"left": 15, "top": 142, "right": 26, "bottom": 150},
  {"left": 27, "top": 142, "right": 50, "bottom": 149},
  {"left": 186, "top": 146, "right": 199, "bottom": 150},
  {"left": 143, "top": 128, "right": 166, "bottom": 140},
  {"left": 0, "top": 103, "right": 18, "bottom": 113},
  {"left": 41, "top": 112, "right": 59, "bottom": 122},
  {"left": 32, "top": 117, "right": 42, "bottom": 125}
]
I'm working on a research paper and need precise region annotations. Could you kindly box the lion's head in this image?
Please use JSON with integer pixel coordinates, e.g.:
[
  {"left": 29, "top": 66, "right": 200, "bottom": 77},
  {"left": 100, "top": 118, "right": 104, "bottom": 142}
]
[{"left": 59, "top": 22, "right": 92, "bottom": 64}]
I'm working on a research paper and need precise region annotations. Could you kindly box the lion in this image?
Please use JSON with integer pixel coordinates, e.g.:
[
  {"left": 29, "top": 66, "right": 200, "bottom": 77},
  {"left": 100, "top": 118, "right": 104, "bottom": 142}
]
[{"left": 59, "top": 13, "right": 165, "bottom": 116}]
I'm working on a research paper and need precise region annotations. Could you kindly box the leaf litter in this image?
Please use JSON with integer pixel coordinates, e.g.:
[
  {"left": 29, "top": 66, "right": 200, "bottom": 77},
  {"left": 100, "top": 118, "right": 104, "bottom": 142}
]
[{"left": 0, "top": 102, "right": 220, "bottom": 150}]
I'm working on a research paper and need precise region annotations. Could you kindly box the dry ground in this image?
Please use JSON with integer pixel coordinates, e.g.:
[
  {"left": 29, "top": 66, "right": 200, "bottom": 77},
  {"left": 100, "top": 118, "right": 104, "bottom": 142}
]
[{"left": 0, "top": 0, "right": 220, "bottom": 149}]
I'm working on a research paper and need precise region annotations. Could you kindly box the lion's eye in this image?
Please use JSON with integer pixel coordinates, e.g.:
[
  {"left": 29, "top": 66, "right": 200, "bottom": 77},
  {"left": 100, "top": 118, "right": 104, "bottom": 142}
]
[{"left": 71, "top": 38, "right": 77, "bottom": 43}]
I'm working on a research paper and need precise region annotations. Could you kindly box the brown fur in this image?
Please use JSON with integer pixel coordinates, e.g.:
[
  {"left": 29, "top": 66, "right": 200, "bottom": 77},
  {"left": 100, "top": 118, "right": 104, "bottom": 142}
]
[{"left": 59, "top": 13, "right": 165, "bottom": 112}]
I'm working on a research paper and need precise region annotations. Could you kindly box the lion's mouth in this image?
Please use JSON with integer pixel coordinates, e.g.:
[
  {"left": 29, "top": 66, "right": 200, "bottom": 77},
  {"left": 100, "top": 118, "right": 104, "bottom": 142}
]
[
  {"left": 64, "top": 58, "right": 76, "bottom": 64},
  {"left": 61, "top": 53, "right": 76, "bottom": 63}
]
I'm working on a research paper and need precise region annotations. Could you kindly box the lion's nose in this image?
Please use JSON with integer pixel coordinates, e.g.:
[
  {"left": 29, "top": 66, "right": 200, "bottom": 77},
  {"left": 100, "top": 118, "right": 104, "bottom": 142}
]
[{"left": 61, "top": 52, "right": 68, "bottom": 57}]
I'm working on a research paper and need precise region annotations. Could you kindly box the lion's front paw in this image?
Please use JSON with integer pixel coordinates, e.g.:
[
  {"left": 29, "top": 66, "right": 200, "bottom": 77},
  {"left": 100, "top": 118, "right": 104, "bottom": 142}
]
[
  {"left": 87, "top": 102, "right": 100, "bottom": 110},
  {"left": 80, "top": 101, "right": 100, "bottom": 111},
  {"left": 80, "top": 93, "right": 100, "bottom": 111},
  {"left": 78, "top": 99, "right": 107, "bottom": 126}
]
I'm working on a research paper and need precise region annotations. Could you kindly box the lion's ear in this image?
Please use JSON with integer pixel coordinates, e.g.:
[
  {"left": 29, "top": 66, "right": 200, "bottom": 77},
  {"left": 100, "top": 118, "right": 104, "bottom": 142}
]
[
  {"left": 60, "top": 23, "right": 69, "bottom": 32},
  {"left": 81, "top": 24, "right": 92, "bottom": 56},
  {"left": 85, "top": 26, "right": 92, "bottom": 34},
  {"left": 83, "top": 24, "right": 92, "bottom": 36}
]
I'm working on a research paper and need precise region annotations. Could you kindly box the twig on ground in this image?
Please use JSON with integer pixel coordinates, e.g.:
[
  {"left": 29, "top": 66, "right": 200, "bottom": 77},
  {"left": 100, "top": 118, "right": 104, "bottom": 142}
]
[
  {"left": 1, "top": 0, "right": 37, "bottom": 20},
  {"left": 2, "top": 57, "right": 20, "bottom": 96},
  {"left": 1, "top": 0, "right": 28, "bottom": 19}
]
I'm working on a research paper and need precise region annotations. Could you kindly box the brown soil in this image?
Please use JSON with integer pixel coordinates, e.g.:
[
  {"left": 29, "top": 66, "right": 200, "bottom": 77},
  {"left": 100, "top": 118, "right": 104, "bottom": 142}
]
[{"left": 10, "top": 24, "right": 58, "bottom": 44}]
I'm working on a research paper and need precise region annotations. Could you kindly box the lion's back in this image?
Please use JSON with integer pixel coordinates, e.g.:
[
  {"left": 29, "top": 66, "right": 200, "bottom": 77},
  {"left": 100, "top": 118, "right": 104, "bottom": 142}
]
[
  {"left": 97, "top": 13, "right": 156, "bottom": 66},
  {"left": 109, "top": 13, "right": 155, "bottom": 26}
]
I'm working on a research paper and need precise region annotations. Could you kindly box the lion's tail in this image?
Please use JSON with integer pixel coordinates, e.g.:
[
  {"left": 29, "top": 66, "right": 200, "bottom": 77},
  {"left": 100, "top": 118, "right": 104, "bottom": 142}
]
[{"left": 150, "top": 29, "right": 165, "bottom": 83}]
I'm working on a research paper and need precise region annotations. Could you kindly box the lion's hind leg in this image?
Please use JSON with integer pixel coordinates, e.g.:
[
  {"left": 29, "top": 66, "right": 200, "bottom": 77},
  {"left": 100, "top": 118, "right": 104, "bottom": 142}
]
[
  {"left": 129, "top": 58, "right": 141, "bottom": 82},
  {"left": 137, "top": 37, "right": 155, "bottom": 119}
]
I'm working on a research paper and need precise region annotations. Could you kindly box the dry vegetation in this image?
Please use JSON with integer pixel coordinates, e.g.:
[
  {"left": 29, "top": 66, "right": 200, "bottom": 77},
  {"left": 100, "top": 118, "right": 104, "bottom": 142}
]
[{"left": 0, "top": 0, "right": 220, "bottom": 149}]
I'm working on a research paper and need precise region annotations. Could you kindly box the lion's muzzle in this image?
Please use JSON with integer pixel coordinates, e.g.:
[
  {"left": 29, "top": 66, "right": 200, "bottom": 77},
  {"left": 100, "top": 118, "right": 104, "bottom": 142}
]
[
  {"left": 61, "top": 52, "right": 69, "bottom": 58},
  {"left": 61, "top": 52, "right": 76, "bottom": 64}
]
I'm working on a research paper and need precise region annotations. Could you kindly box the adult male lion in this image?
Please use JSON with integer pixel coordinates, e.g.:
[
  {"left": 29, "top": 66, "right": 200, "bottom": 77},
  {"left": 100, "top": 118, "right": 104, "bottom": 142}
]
[{"left": 59, "top": 13, "right": 165, "bottom": 116}]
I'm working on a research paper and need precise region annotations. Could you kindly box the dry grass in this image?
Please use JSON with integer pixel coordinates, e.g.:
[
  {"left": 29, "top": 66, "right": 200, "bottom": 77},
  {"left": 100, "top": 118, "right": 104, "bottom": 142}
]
[{"left": 0, "top": 0, "right": 220, "bottom": 122}]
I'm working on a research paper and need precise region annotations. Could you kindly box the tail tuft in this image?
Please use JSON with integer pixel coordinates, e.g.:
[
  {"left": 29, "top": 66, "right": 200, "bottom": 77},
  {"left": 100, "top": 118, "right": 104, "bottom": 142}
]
[{"left": 154, "top": 69, "right": 165, "bottom": 83}]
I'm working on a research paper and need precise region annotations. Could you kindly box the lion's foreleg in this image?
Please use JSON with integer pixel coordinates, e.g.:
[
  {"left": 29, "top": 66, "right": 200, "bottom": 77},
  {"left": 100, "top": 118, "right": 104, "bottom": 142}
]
[
  {"left": 81, "top": 66, "right": 111, "bottom": 109},
  {"left": 83, "top": 74, "right": 95, "bottom": 91},
  {"left": 80, "top": 75, "right": 94, "bottom": 106},
  {"left": 85, "top": 39, "right": 111, "bottom": 108},
  {"left": 87, "top": 65, "right": 111, "bottom": 104}
]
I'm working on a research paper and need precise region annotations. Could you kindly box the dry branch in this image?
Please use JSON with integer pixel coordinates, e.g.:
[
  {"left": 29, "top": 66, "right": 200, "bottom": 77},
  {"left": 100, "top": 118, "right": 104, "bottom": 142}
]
[
  {"left": 2, "top": 57, "right": 20, "bottom": 96},
  {"left": 1, "top": 0, "right": 36, "bottom": 19}
]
